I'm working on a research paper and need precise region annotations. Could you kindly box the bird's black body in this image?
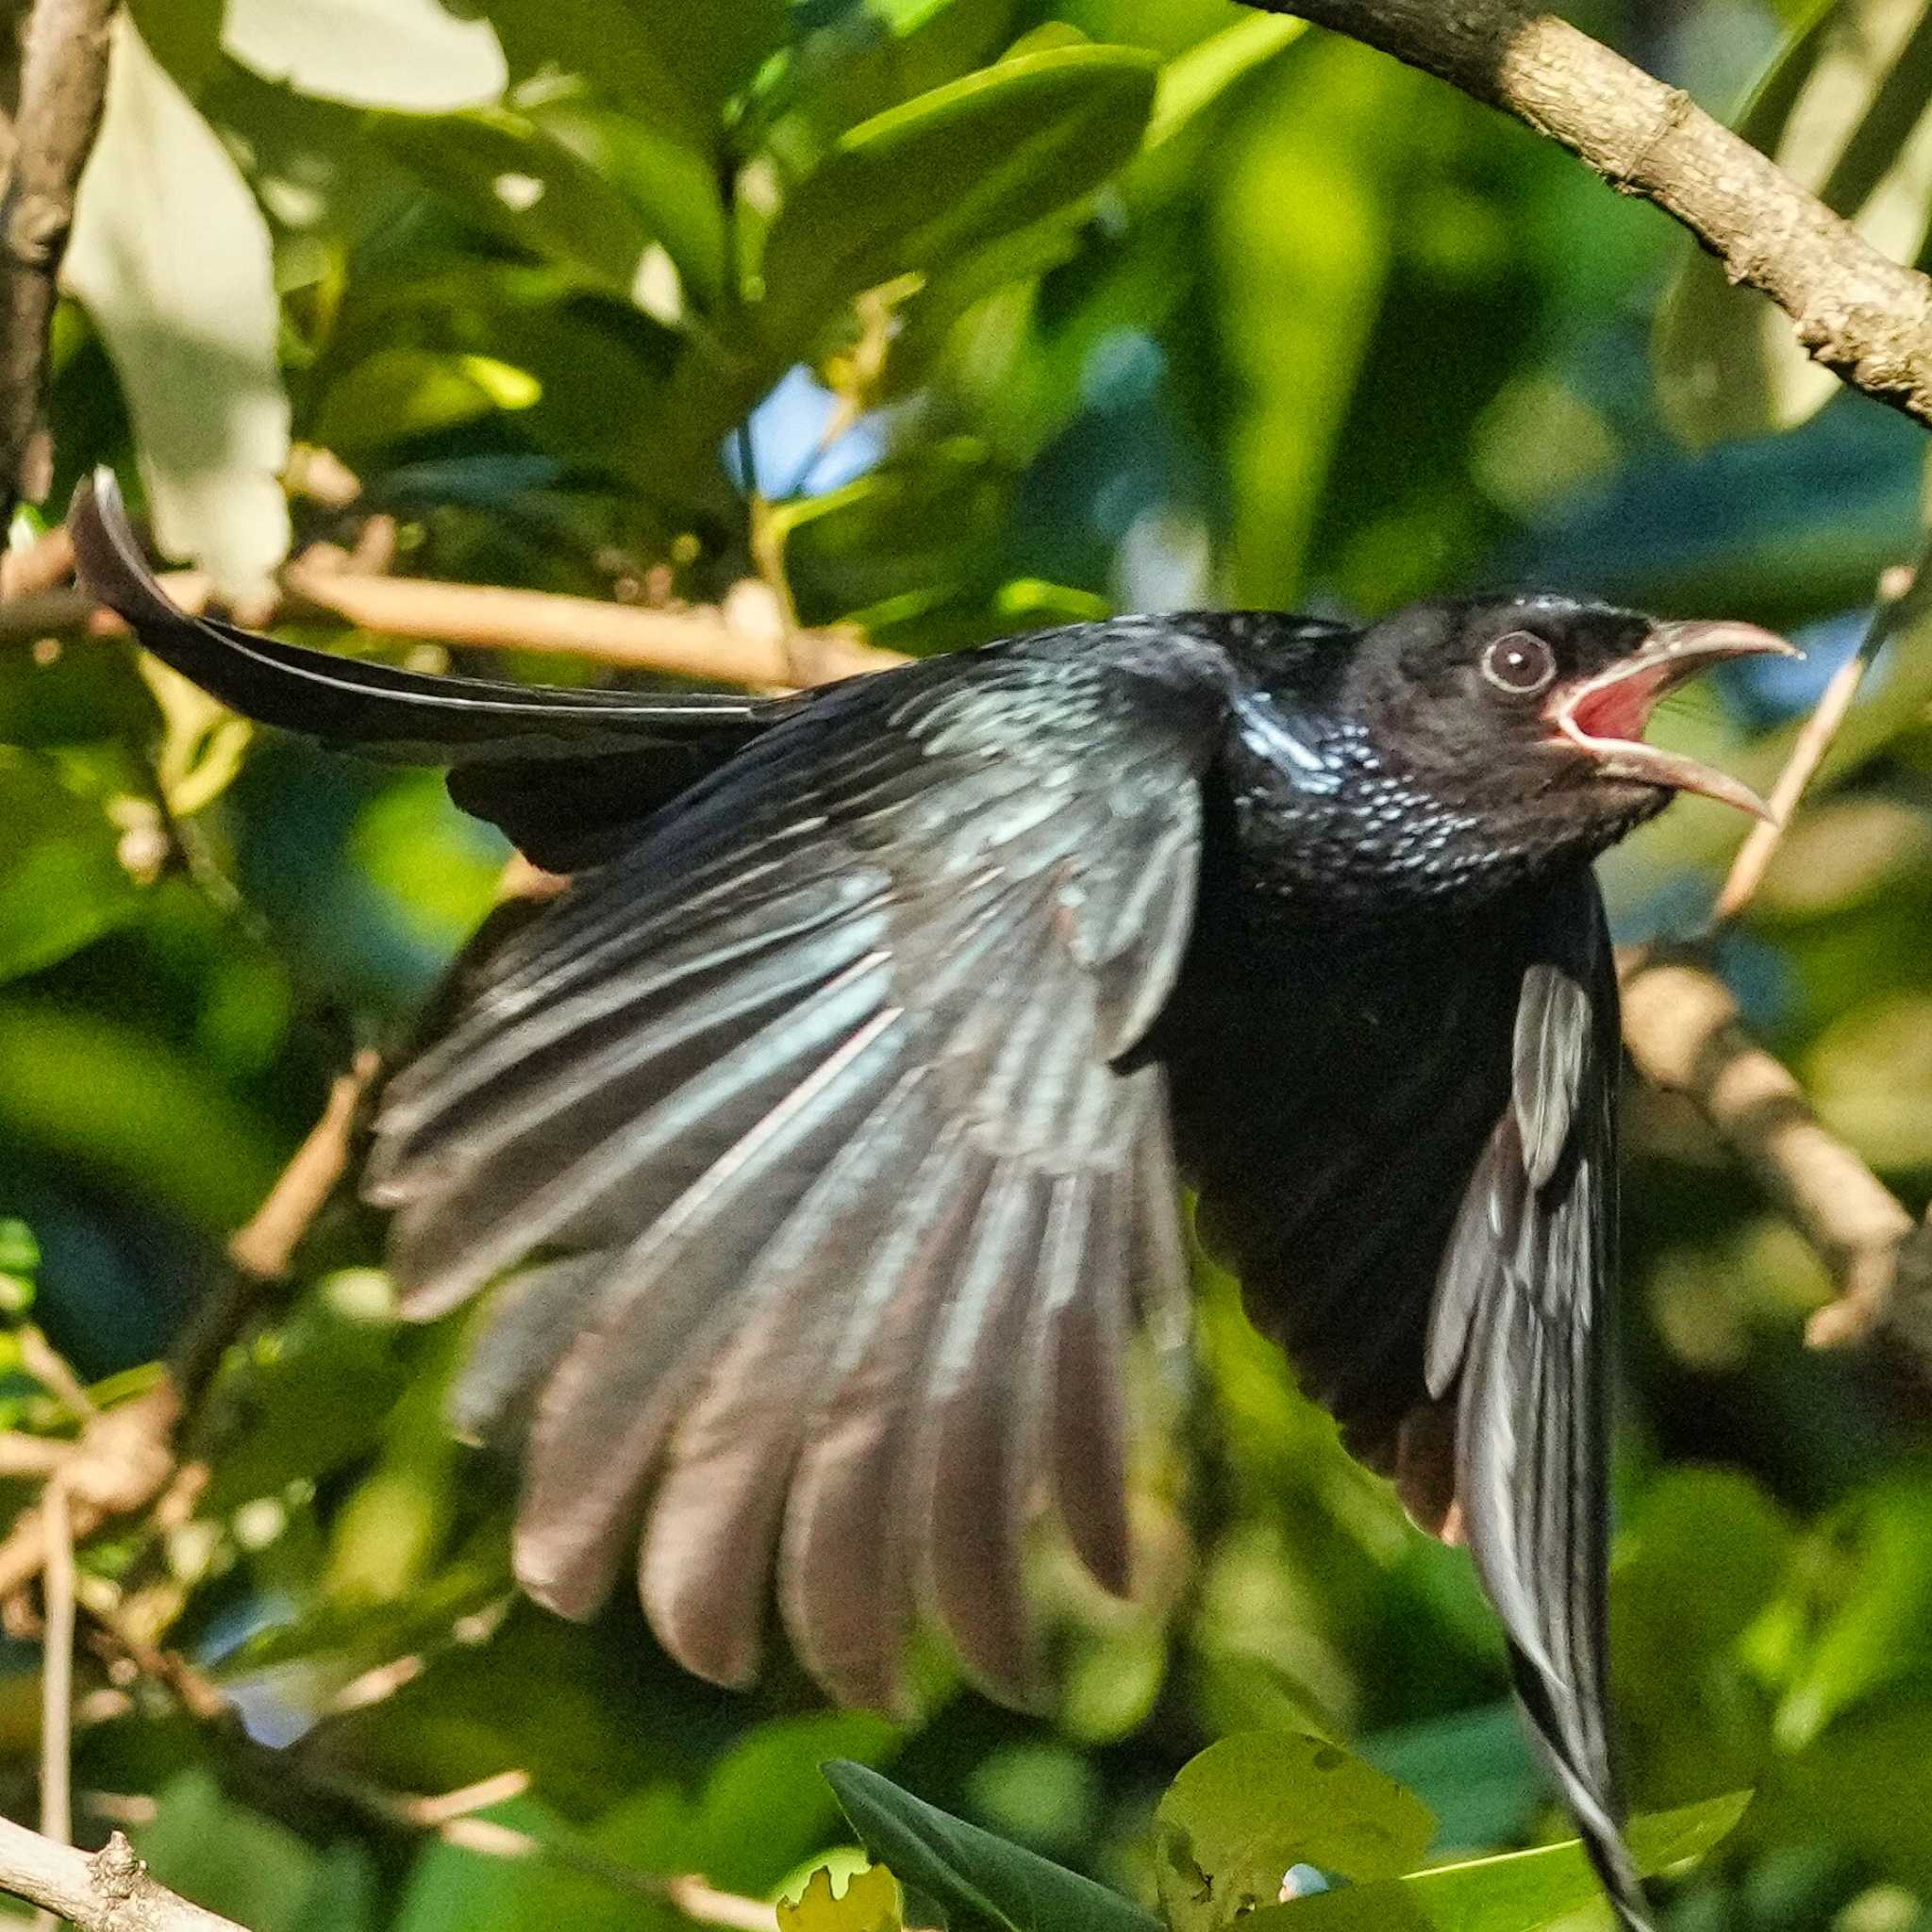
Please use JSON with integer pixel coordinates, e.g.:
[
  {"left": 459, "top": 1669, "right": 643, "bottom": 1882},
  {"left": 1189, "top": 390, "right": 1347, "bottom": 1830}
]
[{"left": 74, "top": 475, "right": 1789, "bottom": 1932}]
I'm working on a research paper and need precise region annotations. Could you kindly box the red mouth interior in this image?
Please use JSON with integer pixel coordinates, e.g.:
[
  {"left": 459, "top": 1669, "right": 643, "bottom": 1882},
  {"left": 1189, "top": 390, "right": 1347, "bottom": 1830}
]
[{"left": 1564, "top": 662, "right": 1675, "bottom": 744}]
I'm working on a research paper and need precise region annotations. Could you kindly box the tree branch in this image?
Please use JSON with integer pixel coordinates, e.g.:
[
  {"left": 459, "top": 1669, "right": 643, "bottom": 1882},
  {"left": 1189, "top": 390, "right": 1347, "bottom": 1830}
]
[
  {"left": 0, "top": 0, "right": 116, "bottom": 522},
  {"left": 0, "top": 544, "right": 908, "bottom": 689},
  {"left": 1620, "top": 953, "right": 1919, "bottom": 1349},
  {"left": 0, "top": 1815, "right": 252, "bottom": 1932},
  {"left": 1245, "top": 0, "right": 1932, "bottom": 431}
]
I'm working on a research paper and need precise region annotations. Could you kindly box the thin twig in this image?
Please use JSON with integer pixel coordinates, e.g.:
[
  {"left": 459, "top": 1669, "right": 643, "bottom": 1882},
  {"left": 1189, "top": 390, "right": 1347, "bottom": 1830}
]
[
  {"left": 0, "top": 1815, "right": 252, "bottom": 1932},
  {"left": 20, "top": 1329, "right": 98, "bottom": 1423},
  {"left": 225, "top": 1050, "right": 378, "bottom": 1282},
  {"left": 33, "top": 1476, "right": 73, "bottom": 1932},
  {"left": 0, "top": 0, "right": 117, "bottom": 521},
  {"left": 1710, "top": 651, "right": 1871, "bottom": 925},
  {"left": 1712, "top": 556, "right": 1928, "bottom": 924}
]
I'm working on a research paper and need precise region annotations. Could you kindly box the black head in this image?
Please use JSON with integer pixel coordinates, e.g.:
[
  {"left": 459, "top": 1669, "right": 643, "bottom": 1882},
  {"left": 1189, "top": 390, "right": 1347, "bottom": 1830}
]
[{"left": 1338, "top": 593, "right": 1794, "bottom": 857}]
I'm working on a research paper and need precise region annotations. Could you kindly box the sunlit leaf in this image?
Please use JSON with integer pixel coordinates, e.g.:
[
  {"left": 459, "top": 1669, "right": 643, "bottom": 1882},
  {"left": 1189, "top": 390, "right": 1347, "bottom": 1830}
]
[
  {"left": 1246, "top": 1790, "right": 1752, "bottom": 1930},
  {"left": 780, "top": 1864, "right": 905, "bottom": 1932},
  {"left": 224, "top": 0, "right": 507, "bottom": 110},
  {"left": 1155, "top": 1733, "right": 1436, "bottom": 1929},
  {"left": 65, "top": 14, "right": 291, "bottom": 600},
  {"left": 1144, "top": 11, "right": 1305, "bottom": 149},
  {"left": 1212, "top": 35, "right": 1412, "bottom": 605}
]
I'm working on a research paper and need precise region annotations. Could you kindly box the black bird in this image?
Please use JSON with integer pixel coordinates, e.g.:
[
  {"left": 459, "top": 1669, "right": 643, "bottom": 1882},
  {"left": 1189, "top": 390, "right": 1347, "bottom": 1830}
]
[{"left": 72, "top": 472, "right": 1789, "bottom": 1929}]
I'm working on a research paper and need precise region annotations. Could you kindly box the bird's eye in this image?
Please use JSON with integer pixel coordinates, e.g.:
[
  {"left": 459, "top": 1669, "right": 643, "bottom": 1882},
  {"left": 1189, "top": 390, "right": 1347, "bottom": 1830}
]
[{"left": 1479, "top": 631, "right": 1557, "bottom": 696}]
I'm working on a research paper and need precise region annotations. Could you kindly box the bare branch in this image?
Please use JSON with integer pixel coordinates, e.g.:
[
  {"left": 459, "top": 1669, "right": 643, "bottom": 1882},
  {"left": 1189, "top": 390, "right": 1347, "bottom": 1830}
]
[
  {"left": 276, "top": 557, "right": 902, "bottom": 688},
  {"left": 1245, "top": 0, "right": 1932, "bottom": 431},
  {"left": 0, "top": 538, "right": 908, "bottom": 690},
  {"left": 1620, "top": 953, "right": 1919, "bottom": 1350},
  {"left": 0, "top": 1815, "right": 252, "bottom": 1932},
  {"left": 0, "top": 0, "right": 116, "bottom": 520}
]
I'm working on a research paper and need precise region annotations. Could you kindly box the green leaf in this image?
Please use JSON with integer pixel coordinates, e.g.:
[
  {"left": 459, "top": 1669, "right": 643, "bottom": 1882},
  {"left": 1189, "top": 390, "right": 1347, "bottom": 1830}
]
[
  {"left": 824, "top": 1760, "right": 1162, "bottom": 1932},
  {"left": 1155, "top": 1733, "right": 1437, "bottom": 1930},
  {"left": 780, "top": 440, "right": 1012, "bottom": 621},
  {"left": 65, "top": 13, "right": 291, "bottom": 599},
  {"left": 313, "top": 349, "right": 541, "bottom": 456},
  {"left": 530, "top": 101, "right": 730, "bottom": 308},
  {"left": 781, "top": 1865, "right": 906, "bottom": 1932},
  {"left": 485, "top": 0, "right": 784, "bottom": 146},
  {"left": 1774, "top": 1478, "right": 1932, "bottom": 1746},
  {"left": 201, "top": 1270, "right": 410, "bottom": 1512},
  {"left": 135, "top": 1771, "right": 325, "bottom": 1932},
  {"left": 223, "top": 0, "right": 507, "bottom": 110},
  {"left": 1212, "top": 32, "right": 1408, "bottom": 604},
  {"left": 0, "top": 752, "right": 146, "bottom": 984},
  {"left": 1144, "top": 12, "right": 1305, "bottom": 149},
  {"left": 373, "top": 108, "right": 656, "bottom": 299},
  {"left": 0, "top": 999, "right": 284, "bottom": 1232},
  {"left": 1656, "top": 0, "right": 1932, "bottom": 442},
  {"left": 1246, "top": 1790, "right": 1752, "bottom": 1930},
  {"left": 758, "top": 43, "right": 1158, "bottom": 347},
  {"left": 0, "top": 1221, "right": 37, "bottom": 1276}
]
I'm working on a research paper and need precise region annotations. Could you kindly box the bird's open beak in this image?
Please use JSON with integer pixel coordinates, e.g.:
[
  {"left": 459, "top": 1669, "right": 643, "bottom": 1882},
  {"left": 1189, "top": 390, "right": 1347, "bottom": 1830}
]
[{"left": 1547, "top": 619, "right": 1800, "bottom": 822}]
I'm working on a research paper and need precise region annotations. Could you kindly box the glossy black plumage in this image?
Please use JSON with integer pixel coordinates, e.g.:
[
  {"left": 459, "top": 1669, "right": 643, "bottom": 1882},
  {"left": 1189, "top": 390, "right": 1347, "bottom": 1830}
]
[{"left": 74, "top": 473, "right": 1788, "bottom": 1932}]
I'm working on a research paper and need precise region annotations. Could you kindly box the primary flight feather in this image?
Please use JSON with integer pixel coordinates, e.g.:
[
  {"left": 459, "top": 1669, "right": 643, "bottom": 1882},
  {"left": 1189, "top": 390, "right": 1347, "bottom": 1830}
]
[{"left": 72, "top": 471, "right": 1791, "bottom": 1931}]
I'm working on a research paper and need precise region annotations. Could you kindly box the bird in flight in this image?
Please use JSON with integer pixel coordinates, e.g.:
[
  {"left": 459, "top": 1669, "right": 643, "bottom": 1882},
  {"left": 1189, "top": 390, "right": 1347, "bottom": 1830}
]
[{"left": 72, "top": 471, "right": 1790, "bottom": 1931}]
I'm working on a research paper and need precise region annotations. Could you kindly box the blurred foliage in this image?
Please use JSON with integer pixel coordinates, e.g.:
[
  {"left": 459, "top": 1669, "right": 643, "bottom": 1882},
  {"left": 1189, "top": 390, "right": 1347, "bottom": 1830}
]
[{"left": 3, "top": 0, "right": 1932, "bottom": 1926}]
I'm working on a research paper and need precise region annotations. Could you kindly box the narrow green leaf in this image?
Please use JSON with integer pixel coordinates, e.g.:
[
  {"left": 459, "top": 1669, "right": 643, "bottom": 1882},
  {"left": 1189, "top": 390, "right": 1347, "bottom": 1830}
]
[
  {"left": 824, "top": 1760, "right": 1162, "bottom": 1932},
  {"left": 0, "top": 1000, "right": 285, "bottom": 1231},
  {"left": 314, "top": 350, "right": 541, "bottom": 458},
  {"left": 1144, "top": 12, "right": 1305, "bottom": 149},
  {"left": 1213, "top": 34, "right": 1407, "bottom": 605},
  {"left": 1246, "top": 1790, "right": 1752, "bottom": 1931},
  {"left": 65, "top": 13, "right": 291, "bottom": 600}
]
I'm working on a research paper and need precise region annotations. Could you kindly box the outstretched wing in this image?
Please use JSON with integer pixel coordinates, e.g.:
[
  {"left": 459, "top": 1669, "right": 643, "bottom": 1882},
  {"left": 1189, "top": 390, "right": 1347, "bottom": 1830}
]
[
  {"left": 367, "top": 641, "right": 1226, "bottom": 1708},
  {"left": 1427, "top": 872, "right": 1650, "bottom": 1928}
]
